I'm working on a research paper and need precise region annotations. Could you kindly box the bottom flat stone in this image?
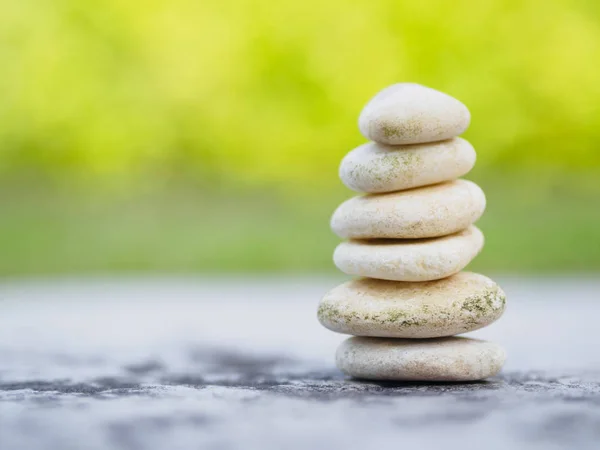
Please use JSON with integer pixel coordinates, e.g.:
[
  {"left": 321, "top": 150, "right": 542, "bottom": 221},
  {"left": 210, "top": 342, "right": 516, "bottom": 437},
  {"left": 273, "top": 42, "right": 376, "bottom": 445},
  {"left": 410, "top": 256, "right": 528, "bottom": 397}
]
[{"left": 336, "top": 336, "right": 506, "bottom": 382}]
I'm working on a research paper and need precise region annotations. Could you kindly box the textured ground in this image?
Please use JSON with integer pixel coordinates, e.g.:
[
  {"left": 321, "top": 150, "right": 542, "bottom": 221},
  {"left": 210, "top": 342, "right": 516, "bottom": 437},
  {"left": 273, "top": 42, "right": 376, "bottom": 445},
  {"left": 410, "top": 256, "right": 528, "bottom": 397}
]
[{"left": 1, "top": 276, "right": 600, "bottom": 450}]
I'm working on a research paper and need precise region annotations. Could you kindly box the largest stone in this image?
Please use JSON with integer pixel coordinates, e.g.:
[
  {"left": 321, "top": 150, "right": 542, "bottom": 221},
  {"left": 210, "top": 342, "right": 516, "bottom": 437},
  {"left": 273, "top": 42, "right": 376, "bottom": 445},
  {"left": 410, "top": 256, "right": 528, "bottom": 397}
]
[{"left": 317, "top": 272, "right": 506, "bottom": 338}]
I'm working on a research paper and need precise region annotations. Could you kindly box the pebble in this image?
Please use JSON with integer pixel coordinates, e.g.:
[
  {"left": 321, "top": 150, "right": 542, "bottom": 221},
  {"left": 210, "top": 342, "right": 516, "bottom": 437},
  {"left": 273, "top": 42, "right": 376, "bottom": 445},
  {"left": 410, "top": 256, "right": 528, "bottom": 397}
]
[
  {"left": 339, "top": 137, "right": 476, "bottom": 193},
  {"left": 317, "top": 272, "right": 505, "bottom": 338},
  {"left": 333, "top": 226, "right": 484, "bottom": 282},
  {"left": 358, "top": 83, "right": 470, "bottom": 145},
  {"left": 336, "top": 336, "right": 506, "bottom": 381},
  {"left": 330, "top": 180, "right": 485, "bottom": 239}
]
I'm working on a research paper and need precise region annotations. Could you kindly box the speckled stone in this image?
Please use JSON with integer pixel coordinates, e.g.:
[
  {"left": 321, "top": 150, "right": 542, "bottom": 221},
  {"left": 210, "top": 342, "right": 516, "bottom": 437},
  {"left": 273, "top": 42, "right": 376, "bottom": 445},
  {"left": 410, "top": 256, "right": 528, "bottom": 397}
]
[
  {"left": 330, "top": 180, "right": 485, "bottom": 239},
  {"left": 339, "top": 137, "right": 476, "bottom": 193},
  {"left": 317, "top": 272, "right": 506, "bottom": 338},
  {"left": 333, "top": 226, "right": 484, "bottom": 282},
  {"left": 358, "top": 83, "right": 470, "bottom": 145},
  {"left": 336, "top": 336, "right": 506, "bottom": 381}
]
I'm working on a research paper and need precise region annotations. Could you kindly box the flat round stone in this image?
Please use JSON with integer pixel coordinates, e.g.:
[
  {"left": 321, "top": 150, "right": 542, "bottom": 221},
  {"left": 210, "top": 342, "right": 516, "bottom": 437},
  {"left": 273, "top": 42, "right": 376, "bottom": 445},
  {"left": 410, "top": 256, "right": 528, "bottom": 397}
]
[
  {"left": 358, "top": 83, "right": 470, "bottom": 145},
  {"left": 336, "top": 336, "right": 506, "bottom": 381},
  {"left": 317, "top": 272, "right": 506, "bottom": 338},
  {"left": 331, "top": 180, "right": 485, "bottom": 239},
  {"left": 339, "top": 137, "right": 476, "bottom": 193},
  {"left": 333, "top": 226, "right": 484, "bottom": 282}
]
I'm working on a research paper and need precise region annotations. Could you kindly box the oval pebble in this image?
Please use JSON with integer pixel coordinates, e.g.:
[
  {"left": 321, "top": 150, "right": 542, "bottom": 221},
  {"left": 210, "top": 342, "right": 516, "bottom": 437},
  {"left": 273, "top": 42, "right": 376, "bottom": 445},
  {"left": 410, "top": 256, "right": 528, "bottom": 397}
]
[
  {"left": 358, "top": 83, "right": 470, "bottom": 145},
  {"left": 339, "top": 137, "right": 476, "bottom": 193},
  {"left": 333, "top": 226, "right": 484, "bottom": 282},
  {"left": 331, "top": 180, "right": 485, "bottom": 239},
  {"left": 336, "top": 336, "right": 506, "bottom": 381},
  {"left": 317, "top": 272, "right": 506, "bottom": 338}
]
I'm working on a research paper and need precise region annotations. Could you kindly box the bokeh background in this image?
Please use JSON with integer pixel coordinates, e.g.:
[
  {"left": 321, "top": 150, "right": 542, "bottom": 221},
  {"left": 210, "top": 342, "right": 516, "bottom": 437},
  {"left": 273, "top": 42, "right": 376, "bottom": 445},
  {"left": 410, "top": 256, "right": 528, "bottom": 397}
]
[{"left": 0, "top": 0, "right": 599, "bottom": 276}]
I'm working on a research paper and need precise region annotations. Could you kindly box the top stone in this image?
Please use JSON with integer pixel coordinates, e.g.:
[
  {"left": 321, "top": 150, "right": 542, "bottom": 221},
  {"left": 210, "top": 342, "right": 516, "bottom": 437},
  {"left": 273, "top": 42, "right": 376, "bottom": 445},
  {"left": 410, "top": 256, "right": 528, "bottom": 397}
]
[{"left": 358, "top": 83, "right": 470, "bottom": 145}]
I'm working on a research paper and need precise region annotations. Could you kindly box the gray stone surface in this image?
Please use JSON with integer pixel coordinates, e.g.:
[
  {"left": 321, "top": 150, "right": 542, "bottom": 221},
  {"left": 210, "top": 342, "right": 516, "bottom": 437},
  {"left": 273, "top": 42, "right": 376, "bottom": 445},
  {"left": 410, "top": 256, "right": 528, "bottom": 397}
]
[{"left": 1, "top": 276, "right": 600, "bottom": 450}]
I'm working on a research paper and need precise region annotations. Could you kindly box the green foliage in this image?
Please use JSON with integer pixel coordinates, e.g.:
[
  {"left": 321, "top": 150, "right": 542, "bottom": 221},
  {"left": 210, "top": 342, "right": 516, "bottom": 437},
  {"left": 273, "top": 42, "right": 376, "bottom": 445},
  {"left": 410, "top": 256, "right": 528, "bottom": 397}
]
[
  {"left": 1, "top": 0, "right": 599, "bottom": 186},
  {"left": 0, "top": 176, "right": 598, "bottom": 275},
  {"left": 0, "top": 0, "right": 599, "bottom": 273}
]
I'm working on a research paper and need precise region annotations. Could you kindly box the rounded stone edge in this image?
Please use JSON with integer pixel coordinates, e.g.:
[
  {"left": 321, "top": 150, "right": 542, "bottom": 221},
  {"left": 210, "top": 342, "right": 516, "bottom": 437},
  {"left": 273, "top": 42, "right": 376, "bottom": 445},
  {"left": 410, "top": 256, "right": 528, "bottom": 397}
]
[
  {"left": 332, "top": 226, "right": 485, "bottom": 282},
  {"left": 357, "top": 84, "right": 471, "bottom": 145},
  {"left": 330, "top": 179, "right": 487, "bottom": 240},
  {"left": 335, "top": 336, "right": 507, "bottom": 381},
  {"left": 338, "top": 138, "right": 477, "bottom": 194},
  {"left": 316, "top": 275, "right": 507, "bottom": 338}
]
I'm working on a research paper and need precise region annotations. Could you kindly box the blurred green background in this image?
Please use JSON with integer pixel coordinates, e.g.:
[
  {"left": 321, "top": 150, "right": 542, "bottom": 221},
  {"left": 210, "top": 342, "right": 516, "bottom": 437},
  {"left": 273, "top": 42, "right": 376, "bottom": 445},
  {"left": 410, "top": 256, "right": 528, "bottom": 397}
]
[{"left": 0, "top": 0, "right": 599, "bottom": 276}]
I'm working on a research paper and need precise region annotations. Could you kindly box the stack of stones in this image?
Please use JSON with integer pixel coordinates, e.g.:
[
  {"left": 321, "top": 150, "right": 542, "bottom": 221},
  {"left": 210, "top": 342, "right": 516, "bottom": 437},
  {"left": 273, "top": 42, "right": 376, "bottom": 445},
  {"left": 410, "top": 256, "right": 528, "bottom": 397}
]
[{"left": 317, "top": 83, "right": 507, "bottom": 382}]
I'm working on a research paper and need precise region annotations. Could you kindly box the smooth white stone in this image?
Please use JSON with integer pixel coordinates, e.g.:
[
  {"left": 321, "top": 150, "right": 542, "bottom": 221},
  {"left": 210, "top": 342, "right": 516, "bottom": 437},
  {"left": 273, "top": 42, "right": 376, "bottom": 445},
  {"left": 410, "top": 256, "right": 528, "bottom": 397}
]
[
  {"left": 339, "top": 138, "right": 476, "bottom": 193},
  {"left": 336, "top": 336, "right": 506, "bottom": 381},
  {"left": 317, "top": 272, "right": 506, "bottom": 338},
  {"left": 330, "top": 180, "right": 486, "bottom": 239},
  {"left": 358, "top": 83, "right": 470, "bottom": 145},
  {"left": 333, "top": 226, "right": 484, "bottom": 282}
]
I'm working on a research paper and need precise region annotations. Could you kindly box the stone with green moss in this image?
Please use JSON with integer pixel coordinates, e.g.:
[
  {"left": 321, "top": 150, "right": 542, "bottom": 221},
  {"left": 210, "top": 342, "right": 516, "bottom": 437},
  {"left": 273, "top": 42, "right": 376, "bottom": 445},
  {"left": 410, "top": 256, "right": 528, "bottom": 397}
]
[
  {"left": 317, "top": 272, "right": 506, "bottom": 338},
  {"left": 339, "top": 137, "right": 476, "bottom": 194}
]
